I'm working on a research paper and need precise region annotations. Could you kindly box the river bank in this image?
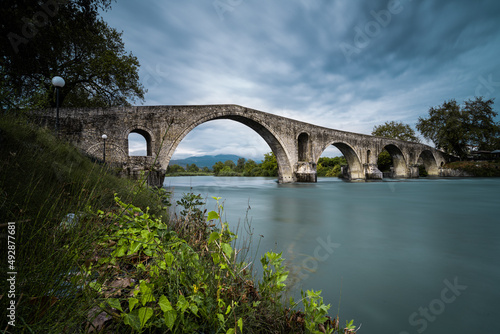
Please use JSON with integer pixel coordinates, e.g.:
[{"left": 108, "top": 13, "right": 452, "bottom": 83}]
[
  {"left": 0, "top": 114, "right": 357, "bottom": 333},
  {"left": 443, "top": 161, "right": 500, "bottom": 176}
]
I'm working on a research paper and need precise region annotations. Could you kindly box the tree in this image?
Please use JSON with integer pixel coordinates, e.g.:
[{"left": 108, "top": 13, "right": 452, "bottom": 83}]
[
  {"left": 317, "top": 156, "right": 346, "bottom": 177},
  {"left": 224, "top": 160, "right": 236, "bottom": 170},
  {"left": 243, "top": 159, "right": 259, "bottom": 176},
  {"left": 261, "top": 152, "right": 278, "bottom": 176},
  {"left": 1, "top": 0, "right": 145, "bottom": 109},
  {"left": 463, "top": 97, "right": 500, "bottom": 151},
  {"left": 236, "top": 157, "right": 246, "bottom": 173},
  {"left": 186, "top": 163, "right": 200, "bottom": 173},
  {"left": 212, "top": 161, "right": 224, "bottom": 176},
  {"left": 167, "top": 164, "right": 185, "bottom": 174},
  {"left": 416, "top": 97, "right": 500, "bottom": 158},
  {"left": 376, "top": 151, "right": 393, "bottom": 172},
  {"left": 372, "top": 121, "right": 420, "bottom": 142}
]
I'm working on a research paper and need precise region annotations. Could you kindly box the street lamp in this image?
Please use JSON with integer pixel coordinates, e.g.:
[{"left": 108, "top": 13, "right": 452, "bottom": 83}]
[
  {"left": 102, "top": 134, "right": 107, "bottom": 163},
  {"left": 51, "top": 76, "right": 65, "bottom": 136}
]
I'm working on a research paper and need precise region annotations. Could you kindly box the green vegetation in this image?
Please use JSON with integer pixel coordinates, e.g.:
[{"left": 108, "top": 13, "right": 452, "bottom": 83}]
[
  {"left": 211, "top": 154, "right": 279, "bottom": 177},
  {"left": 1, "top": 0, "right": 145, "bottom": 109},
  {"left": 316, "top": 157, "right": 346, "bottom": 177},
  {"left": 417, "top": 97, "right": 500, "bottom": 159},
  {"left": 444, "top": 161, "right": 500, "bottom": 177},
  {"left": 0, "top": 114, "right": 357, "bottom": 333},
  {"left": 166, "top": 152, "right": 282, "bottom": 177},
  {"left": 166, "top": 163, "right": 213, "bottom": 177},
  {"left": 372, "top": 121, "right": 420, "bottom": 143},
  {"left": 167, "top": 154, "right": 346, "bottom": 179}
]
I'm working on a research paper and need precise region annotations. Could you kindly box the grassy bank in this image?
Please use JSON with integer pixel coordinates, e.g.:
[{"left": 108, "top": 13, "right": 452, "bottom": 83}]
[
  {"left": 0, "top": 114, "right": 357, "bottom": 333},
  {"left": 444, "top": 161, "right": 500, "bottom": 177}
]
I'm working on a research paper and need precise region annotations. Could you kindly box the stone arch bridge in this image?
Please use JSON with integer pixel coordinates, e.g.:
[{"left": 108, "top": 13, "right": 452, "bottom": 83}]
[{"left": 35, "top": 104, "right": 450, "bottom": 186}]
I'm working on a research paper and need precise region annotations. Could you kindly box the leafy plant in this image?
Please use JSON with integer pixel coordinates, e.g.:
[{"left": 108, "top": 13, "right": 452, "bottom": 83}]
[
  {"left": 259, "top": 251, "right": 289, "bottom": 304},
  {"left": 176, "top": 192, "right": 205, "bottom": 222}
]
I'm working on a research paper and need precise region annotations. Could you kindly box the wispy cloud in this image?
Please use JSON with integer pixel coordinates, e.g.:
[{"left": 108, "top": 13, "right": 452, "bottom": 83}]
[{"left": 101, "top": 0, "right": 500, "bottom": 159}]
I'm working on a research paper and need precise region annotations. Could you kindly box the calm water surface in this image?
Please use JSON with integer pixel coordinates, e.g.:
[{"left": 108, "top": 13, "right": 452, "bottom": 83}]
[{"left": 164, "top": 176, "right": 500, "bottom": 334}]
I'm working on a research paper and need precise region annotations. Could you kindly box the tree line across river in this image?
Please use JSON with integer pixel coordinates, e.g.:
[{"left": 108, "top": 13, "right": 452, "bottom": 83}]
[{"left": 166, "top": 153, "right": 347, "bottom": 177}]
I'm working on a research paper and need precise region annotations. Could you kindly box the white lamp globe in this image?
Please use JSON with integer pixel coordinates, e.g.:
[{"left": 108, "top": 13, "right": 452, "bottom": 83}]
[
  {"left": 102, "top": 134, "right": 108, "bottom": 140},
  {"left": 51, "top": 76, "right": 65, "bottom": 88}
]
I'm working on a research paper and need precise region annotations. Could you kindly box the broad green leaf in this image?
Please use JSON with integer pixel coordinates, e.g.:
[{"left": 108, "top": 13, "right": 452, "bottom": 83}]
[
  {"left": 128, "top": 241, "right": 142, "bottom": 254},
  {"left": 107, "top": 298, "right": 123, "bottom": 312},
  {"left": 226, "top": 329, "right": 235, "bottom": 334},
  {"left": 111, "top": 244, "right": 127, "bottom": 257},
  {"left": 217, "top": 313, "right": 225, "bottom": 323},
  {"left": 165, "top": 252, "right": 174, "bottom": 267},
  {"left": 237, "top": 317, "right": 243, "bottom": 332},
  {"left": 164, "top": 309, "right": 177, "bottom": 330},
  {"left": 176, "top": 294, "right": 189, "bottom": 313},
  {"left": 207, "top": 211, "right": 220, "bottom": 221},
  {"left": 129, "top": 297, "right": 139, "bottom": 312},
  {"left": 208, "top": 231, "right": 220, "bottom": 244},
  {"left": 141, "top": 230, "right": 152, "bottom": 240},
  {"left": 189, "top": 304, "right": 199, "bottom": 316},
  {"left": 139, "top": 280, "right": 155, "bottom": 305},
  {"left": 211, "top": 252, "right": 220, "bottom": 264},
  {"left": 123, "top": 311, "right": 141, "bottom": 331},
  {"left": 221, "top": 242, "right": 233, "bottom": 258},
  {"left": 138, "top": 307, "right": 153, "bottom": 328},
  {"left": 159, "top": 295, "right": 174, "bottom": 312}
]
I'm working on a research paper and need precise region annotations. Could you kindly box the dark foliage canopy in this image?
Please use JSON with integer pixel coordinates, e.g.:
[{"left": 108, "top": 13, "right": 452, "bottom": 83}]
[
  {"left": 372, "top": 121, "right": 420, "bottom": 143},
  {"left": 1, "top": 0, "right": 145, "bottom": 110},
  {"left": 416, "top": 97, "right": 500, "bottom": 158}
]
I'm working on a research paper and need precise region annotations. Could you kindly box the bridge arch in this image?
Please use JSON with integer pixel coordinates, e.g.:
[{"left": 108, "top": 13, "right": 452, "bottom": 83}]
[
  {"left": 123, "top": 126, "right": 155, "bottom": 157},
  {"left": 318, "top": 142, "right": 364, "bottom": 179},
  {"left": 164, "top": 112, "right": 295, "bottom": 183},
  {"left": 417, "top": 149, "right": 440, "bottom": 176},
  {"left": 86, "top": 142, "right": 128, "bottom": 162},
  {"left": 382, "top": 144, "right": 408, "bottom": 177}
]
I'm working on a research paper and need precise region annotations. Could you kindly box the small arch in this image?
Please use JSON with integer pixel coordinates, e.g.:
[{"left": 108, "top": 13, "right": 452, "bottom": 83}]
[
  {"left": 128, "top": 129, "right": 152, "bottom": 156},
  {"left": 298, "top": 132, "right": 310, "bottom": 161},
  {"left": 367, "top": 150, "right": 371, "bottom": 163}
]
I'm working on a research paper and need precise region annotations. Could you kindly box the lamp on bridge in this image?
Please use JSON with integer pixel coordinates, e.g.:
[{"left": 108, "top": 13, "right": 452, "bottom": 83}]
[
  {"left": 102, "top": 134, "right": 108, "bottom": 163},
  {"left": 51, "top": 76, "right": 65, "bottom": 136}
]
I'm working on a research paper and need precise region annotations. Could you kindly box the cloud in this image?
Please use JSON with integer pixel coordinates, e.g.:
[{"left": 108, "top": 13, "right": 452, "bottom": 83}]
[{"left": 101, "top": 0, "right": 500, "bottom": 160}]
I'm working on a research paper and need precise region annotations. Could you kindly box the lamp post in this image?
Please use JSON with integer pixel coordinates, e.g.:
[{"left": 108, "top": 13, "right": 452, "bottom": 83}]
[
  {"left": 51, "top": 76, "right": 65, "bottom": 136},
  {"left": 102, "top": 134, "right": 107, "bottom": 163}
]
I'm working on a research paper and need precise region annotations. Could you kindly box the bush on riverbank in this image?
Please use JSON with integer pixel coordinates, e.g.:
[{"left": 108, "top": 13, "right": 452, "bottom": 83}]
[
  {"left": 0, "top": 114, "right": 357, "bottom": 333},
  {"left": 444, "top": 161, "right": 500, "bottom": 177}
]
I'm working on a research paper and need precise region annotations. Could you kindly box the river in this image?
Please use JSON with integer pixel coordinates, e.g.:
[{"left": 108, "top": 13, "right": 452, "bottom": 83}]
[{"left": 163, "top": 176, "right": 500, "bottom": 334}]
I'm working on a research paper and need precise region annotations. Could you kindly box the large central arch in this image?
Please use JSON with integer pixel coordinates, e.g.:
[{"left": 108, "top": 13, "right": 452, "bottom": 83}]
[{"left": 162, "top": 113, "right": 295, "bottom": 183}]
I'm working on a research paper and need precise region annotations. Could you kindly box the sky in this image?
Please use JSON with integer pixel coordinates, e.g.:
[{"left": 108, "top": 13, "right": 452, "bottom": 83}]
[{"left": 100, "top": 0, "right": 500, "bottom": 159}]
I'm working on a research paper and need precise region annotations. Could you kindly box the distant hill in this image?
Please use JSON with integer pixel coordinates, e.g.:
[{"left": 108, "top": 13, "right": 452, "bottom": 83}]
[{"left": 169, "top": 154, "right": 248, "bottom": 168}]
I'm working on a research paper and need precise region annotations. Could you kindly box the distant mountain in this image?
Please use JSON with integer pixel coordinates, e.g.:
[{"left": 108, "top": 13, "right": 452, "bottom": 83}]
[{"left": 169, "top": 154, "right": 247, "bottom": 168}]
